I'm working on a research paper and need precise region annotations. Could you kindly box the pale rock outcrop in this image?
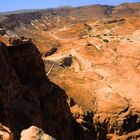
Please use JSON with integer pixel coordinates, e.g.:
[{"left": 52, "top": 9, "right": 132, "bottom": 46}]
[
  {"left": 0, "top": 124, "right": 14, "bottom": 140},
  {"left": 20, "top": 126, "right": 55, "bottom": 140}
]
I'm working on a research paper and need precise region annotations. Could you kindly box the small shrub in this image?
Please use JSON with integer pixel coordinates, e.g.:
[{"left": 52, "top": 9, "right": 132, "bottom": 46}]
[
  {"left": 87, "top": 42, "right": 93, "bottom": 46},
  {"left": 103, "top": 39, "right": 109, "bottom": 43},
  {"left": 60, "top": 55, "right": 73, "bottom": 67},
  {"left": 96, "top": 35, "right": 101, "bottom": 38},
  {"left": 103, "top": 34, "right": 108, "bottom": 36},
  {"left": 44, "top": 47, "right": 57, "bottom": 57}
]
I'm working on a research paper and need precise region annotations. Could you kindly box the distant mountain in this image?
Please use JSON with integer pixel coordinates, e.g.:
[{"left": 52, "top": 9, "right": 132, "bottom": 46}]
[
  {"left": 0, "top": 9, "right": 42, "bottom": 15},
  {"left": 0, "top": 2, "right": 139, "bottom": 29}
]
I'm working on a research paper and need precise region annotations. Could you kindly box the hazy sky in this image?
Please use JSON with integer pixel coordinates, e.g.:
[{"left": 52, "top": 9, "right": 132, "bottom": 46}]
[{"left": 0, "top": 0, "right": 139, "bottom": 12}]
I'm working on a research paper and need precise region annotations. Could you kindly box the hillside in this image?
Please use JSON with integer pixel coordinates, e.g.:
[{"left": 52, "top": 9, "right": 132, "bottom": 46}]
[
  {"left": 0, "top": 3, "right": 140, "bottom": 29},
  {"left": 0, "top": 2, "right": 140, "bottom": 140}
]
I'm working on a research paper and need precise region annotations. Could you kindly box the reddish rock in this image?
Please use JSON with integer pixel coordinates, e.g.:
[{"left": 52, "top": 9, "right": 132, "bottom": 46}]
[{"left": 0, "top": 3, "right": 140, "bottom": 140}]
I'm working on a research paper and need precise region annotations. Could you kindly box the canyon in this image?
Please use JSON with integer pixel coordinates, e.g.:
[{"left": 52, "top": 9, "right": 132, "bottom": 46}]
[{"left": 0, "top": 2, "right": 140, "bottom": 140}]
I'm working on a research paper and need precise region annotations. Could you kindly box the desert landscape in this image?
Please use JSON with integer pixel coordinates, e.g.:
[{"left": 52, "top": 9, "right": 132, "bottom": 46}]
[{"left": 0, "top": 2, "right": 140, "bottom": 140}]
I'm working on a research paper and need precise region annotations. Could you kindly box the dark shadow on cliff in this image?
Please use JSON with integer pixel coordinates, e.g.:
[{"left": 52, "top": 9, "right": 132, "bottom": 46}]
[
  {"left": 0, "top": 41, "right": 96, "bottom": 140},
  {"left": 1, "top": 80, "right": 90, "bottom": 140},
  {"left": 38, "top": 81, "right": 97, "bottom": 140}
]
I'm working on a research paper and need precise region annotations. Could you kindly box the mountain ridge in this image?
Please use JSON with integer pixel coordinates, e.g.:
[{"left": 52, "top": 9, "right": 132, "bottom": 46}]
[{"left": 0, "top": 2, "right": 139, "bottom": 15}]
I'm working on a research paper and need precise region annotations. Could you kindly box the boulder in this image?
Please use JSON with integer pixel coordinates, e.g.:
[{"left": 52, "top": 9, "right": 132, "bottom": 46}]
[
  {"left": 20, "top": 126, "right": 55, "bottom": 140},
  {"left": 0, "top": 124, "right": 14, "bottom": 140}
]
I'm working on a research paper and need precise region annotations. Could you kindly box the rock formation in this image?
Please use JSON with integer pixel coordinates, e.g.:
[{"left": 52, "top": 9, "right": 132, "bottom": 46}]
[
  {"left": 20, "top": 126, "right": 56, "bottom": 140},
  {"left": 0, "top": 2, "right": 140, "bottom": 140},
  {"left": 0, "top": 124, "right": 14, "bottom": 140},
  {"left": 0, "top": 40, "right": 81, "bottom": 140}
]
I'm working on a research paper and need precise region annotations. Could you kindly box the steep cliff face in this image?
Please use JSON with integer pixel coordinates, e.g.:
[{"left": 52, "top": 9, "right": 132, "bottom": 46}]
[
  {"left": 0, "top": 41, "right": 78, "bottom": 140},
  {"left": 8, "top": 42, "right": 47, "bottom": 85}
]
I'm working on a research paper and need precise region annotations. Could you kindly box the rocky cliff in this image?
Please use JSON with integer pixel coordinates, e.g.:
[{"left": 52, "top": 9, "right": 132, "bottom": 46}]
[
  {"left": 0, "top": 2, "right": 140, "bottom": 140},
  {"left": 0, "top": 40, "right": 81, "bottom": 140}
]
